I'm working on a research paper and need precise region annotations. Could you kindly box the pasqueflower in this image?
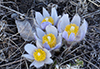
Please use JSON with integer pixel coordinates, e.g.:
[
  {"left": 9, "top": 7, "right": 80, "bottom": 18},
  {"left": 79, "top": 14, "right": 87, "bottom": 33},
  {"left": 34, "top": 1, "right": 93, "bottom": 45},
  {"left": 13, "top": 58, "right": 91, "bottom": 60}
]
[
  {"left": 34, "top": 25, "right": 62, "bottom": 50},
  {"left": 35, "top": 7, "right": 59, "bottom": 29},
  {"left": 58, "top": 14, "right": 88, "bottom": 43},
  {"left": 22, "top": 43, "right": 53, "bottom": 68}
]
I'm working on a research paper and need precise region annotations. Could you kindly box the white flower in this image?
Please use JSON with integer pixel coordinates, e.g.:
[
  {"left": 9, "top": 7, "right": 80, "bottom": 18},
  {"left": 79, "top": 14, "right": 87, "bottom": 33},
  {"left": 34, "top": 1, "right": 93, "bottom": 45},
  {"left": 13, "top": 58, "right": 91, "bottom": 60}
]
[
  {"left": 35, "top": 7, "right": 59, "bottom": 29},
  {"left": 34, "top": 25, "right": 62, "bottom": 50},
  {"left": 58, "top": 14, "right": 88, "bottom": 43},
  {"left": 22, "top": 43, "right": 53, "bottom": 68}
]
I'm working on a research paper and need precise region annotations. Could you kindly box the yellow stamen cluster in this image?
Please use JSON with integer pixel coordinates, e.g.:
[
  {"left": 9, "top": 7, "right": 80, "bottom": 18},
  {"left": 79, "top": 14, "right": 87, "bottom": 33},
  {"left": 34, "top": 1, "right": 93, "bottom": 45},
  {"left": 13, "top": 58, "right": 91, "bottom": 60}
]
[
  {"left": 65, "top": 24, "right": 79, "bottom": 37},
  {"left": 42, "top": 33, "right": 56, "bottom": 48},
  {"left": 33, "top": 49, "right": 46, "bottom": 61},
  {"left": 41, "top": 17, "right": 54, "bottom": 25}
]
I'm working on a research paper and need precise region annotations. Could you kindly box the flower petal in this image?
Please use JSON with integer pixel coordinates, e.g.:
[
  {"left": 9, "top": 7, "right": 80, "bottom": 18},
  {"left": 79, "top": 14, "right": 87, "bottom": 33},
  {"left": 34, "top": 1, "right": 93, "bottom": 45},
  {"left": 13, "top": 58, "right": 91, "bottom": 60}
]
[
  {"left": 35, "top": 12, "right": 44, "bottom": 25},
  {"left": 76, "top": 31, "right": 84, "bottom": 42},
  {"left": 57, "top": 21, "right": 62, "bottom": 33},
  {"left": 62, "top": 31, "right": 68, "bottom": 41},
  {"left": 58, "top": 14, "right": 70, "bottom": 32},
  {"left": 81, "top": 19, "right": 88, "bottom": 35},
  {"left": 36, "top": 40, "right": 43, "bottom": 48},
  {"left": 34, "top": 19, "right": 40, "bottom": 27},
  {"left": 71, "top": 14, "right": 81, "bottom": 26},
  {"left": 43, "top": 42, "right": 51, "bottom": 50},
  {"left": 43, "top": 7, "right": 50, "bottom": 18},
  {"left": 41, "top": 22, "right": 52, "bottom": 29},
  {"left": 24, "top": 44, "right": 37, "bottom": 55},
  {"left": 22, "top": 54, "right": 34, "bottom": 60},
  {"left": 68, "top": 33, "right": 75, "bottom": 41},
  {"left": 57, "top": 33, "right": 62, "bottom": 44},
  {"left": 51, "top": 7, "right": 58, "bottom": 25},
  {"left": 34, "top": 33, "right": 41, "bottom": 41},
  {"left": 36, "top": 27, "right": 45, "bottom": 40},
  {"left": 74, "top": 31, "right": 81, "bottom": 42},
  {"left": 53, "top": 33, "right": 62, "bottom": 50},
  {"left": 53, "top": 43, "right": 61, "bottom": 50},
  {"left": 46, "top": 25, "right": 58, "bottom": 37},
  {"left": 75, "top": 19, "right": 88, "bottom": 41},
  {"left": 44, "top": 58, "right": 53, "bottom": 64},
  {"left": 43, "top": 48, "right": 52, "bottom": 57},
  {"left": 30, "top": 60, "right": 44, "bottom": 68}
]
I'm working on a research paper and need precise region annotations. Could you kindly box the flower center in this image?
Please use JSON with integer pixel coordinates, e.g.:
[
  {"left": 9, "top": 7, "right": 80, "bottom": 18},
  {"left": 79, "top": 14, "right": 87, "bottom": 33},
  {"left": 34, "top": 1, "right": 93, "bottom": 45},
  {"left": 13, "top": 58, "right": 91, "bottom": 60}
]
[
  {"left": 33, "top": 49, "right": 46, "bottom": 61},
  {"left": 65, "top": 24, "right": 79, "bottom": 37},
  {"left": 41, "top": 17, "right": 54, "bottom": 25},
  {"left": 42, "top": 33, "right": 56, "bottom": 48}
]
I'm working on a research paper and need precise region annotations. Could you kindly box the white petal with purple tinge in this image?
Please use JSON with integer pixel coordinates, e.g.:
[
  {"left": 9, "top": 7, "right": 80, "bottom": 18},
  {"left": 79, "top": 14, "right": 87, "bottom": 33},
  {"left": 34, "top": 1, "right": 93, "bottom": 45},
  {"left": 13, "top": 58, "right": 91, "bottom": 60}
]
[
  {"left": 68, "top": 33, "right": 75, "bottom": 41},
  {"left": 43, "top": 7, "right": 50, "bottom": 18},
  {"left": 46, "top": 25, "right": 58, "bottom": 37},
  {"left": 57, "top": 33, "right": 62, "bottom": 44},
  {"left": 77, "top": 19, "right": 88, "bottom": 41},
  {"left": 52, "top": 33, "right": 62, "bottom": 50},
  {"left": 36, "top": 40, "right": 43, "bottom": 48},
  {"left": 34, "top": 19, "right": 40, "bottom": 27},
  {"left": 53, "top": 42, "right": 61, "bottom": 50},
  {"left": 58, "top": 14, "right": 70, "bottom": 32},
  {"left": 41, "top": 22, "right": 52, "bottom": 29},
  {"left": 44, "top": 57, "right": 53, "bottom": 64},
  {"left": 43, "top": 48, "right": 52, "bottom": 58},
  {"left": 34, "top": 33, "right": 41, "bottom": 41},
  {"left": 51, "top": 8, "right": 58, "bottom": 25},
  {"left": 57, "top": 20, "right": 63, "bottom": 33},
  {"left": 74, "top": 30, "right": 81, "bottom": 42},
  {"left": 71, "top": 14, "right": 81, "bottom": 26},
  {"left": 30, "top": 60, "right": 44, "bottom": 68},
  {"left": 22, "top": 54, "right": 34, "bottom": 60},
  {"left": 24, "top": 44, "right": 37, "bottom": 55},
  {"left": 81, "top": 19, "right": 88, "bottom": 34},
  {"left": 62, "top": 31, "right": 68, "bottom": 41},
  {"left": 43, "top": 42, "right": 51, "bottom": 50},
  {"left": 35, "top": 12, "right": 44, "bottom": 25},
  {"left": 36, "top": 27, "right": 45, "bottom": 40}
]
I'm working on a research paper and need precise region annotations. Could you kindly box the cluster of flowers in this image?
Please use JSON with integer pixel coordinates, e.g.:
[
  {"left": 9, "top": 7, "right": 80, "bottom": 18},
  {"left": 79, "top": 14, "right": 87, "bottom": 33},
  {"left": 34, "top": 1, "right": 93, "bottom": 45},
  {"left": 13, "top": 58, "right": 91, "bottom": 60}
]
[{"left": 22, "top": 7, "right": 88, "bottom": 68}]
